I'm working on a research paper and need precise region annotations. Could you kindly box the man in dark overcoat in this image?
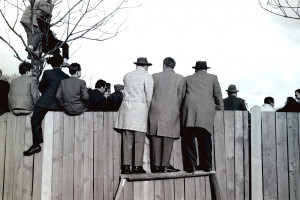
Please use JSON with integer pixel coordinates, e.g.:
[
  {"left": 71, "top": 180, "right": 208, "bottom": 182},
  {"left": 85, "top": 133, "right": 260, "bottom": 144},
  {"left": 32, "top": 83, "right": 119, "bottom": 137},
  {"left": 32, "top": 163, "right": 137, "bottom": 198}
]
[
  {"left": 148, "top": 57, "right": 183, "bottom": 173},
  {"left": 179, "top": 61, "right": 224, "bottom": 173},
  {"left": 23, "top": 53, "right": 69, "bottom": 156},
  {"left": 87, "top": 79, "right": 107, "bottom": 111},
  {"left": 223, "top": 84, "right": 247, "bottom": 111},
  {"left": 0, "top": 69, "right": 10, "bottom": 115},
  {"left": 106, "top": 84, "right": 124, "bottom": 111}
]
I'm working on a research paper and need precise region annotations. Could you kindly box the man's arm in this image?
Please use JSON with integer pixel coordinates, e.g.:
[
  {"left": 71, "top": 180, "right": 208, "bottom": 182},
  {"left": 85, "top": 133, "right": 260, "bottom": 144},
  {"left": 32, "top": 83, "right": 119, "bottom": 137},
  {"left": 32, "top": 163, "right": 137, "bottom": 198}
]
[
  {"left": 213, "top": 76, "right": 224, "bottom": 110},
  {"left": 55, "top": 82, "right": 64, "bottom": 107},
  {"left": 144, "top": 75, "right": 154, "bottom": 109}
]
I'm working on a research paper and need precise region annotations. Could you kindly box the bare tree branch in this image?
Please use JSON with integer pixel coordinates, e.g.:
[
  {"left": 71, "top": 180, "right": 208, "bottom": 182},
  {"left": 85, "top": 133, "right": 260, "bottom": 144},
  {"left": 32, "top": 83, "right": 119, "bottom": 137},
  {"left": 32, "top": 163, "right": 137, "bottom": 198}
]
[
  {"left": 0, "top": 36, "right": 23, "bottom": 61},
  {"left": 258, "top": 0, "right": 300, "bottom": 19}
]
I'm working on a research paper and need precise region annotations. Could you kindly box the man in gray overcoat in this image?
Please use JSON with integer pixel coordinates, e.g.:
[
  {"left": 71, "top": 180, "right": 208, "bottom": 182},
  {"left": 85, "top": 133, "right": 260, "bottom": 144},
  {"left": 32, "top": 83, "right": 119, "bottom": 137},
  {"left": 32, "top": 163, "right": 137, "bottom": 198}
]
[
  {"left": 114, "top": 57, "right": 154, "bottom": 174},
  {"left": 179, "top": 61, "right": 224, "bottom": 173},
  {"left": 148, "top": 57, "right": 183, "bottom": 173}
]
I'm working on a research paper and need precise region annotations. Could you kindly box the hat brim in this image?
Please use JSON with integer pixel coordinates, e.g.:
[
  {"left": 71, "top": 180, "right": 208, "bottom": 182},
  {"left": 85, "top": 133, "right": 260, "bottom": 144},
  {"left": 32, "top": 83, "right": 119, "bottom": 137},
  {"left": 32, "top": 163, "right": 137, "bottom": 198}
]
[
  {"left": 192, "top": 66, "right": 210, "bottom": 69},
  {"left": 226, "top": 90, "right": 239, "bottom": 92},
  {"left": 134, "top": 62, "right": 152, "bottom": 66}
]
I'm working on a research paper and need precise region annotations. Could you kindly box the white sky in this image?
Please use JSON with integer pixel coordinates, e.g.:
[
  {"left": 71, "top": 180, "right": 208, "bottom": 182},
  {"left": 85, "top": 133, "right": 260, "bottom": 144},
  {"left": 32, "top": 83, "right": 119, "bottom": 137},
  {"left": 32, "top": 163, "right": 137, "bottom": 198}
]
[{"left": 1, "top": 0, "right": 300, "bottom": 109}]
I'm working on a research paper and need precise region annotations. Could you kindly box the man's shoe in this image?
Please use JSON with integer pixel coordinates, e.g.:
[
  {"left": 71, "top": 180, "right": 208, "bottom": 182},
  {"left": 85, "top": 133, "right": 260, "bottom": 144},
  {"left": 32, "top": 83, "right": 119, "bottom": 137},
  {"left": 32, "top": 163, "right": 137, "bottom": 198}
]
[
  {"left": 166, "top": 165, "right": 180, "bottom": 172},
  {"left": 201, "top": 167, "right": 212, "bottom": 172},
  {"left": 132, "top": 166, "right": 146, "bottom": 174},
  {"left": 186, "top": 167, "right": 197, "bottom": 173},
  {"left": 152, "top": 166, "right": 164, "bottom": 173},
  {"left": 121, "top": 165, "right": 131, "bottom": 174},
  {"left": 23, "top": 145, "right": 41, "bottom": 156}
]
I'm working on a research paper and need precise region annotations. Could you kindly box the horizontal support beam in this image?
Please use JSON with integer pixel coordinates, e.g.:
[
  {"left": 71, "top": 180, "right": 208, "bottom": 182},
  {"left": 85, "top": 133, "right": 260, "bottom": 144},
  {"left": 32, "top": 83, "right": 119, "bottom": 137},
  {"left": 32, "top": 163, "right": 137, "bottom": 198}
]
[{"left": 121, "top": 171, "right": 215, "bottom": 181}]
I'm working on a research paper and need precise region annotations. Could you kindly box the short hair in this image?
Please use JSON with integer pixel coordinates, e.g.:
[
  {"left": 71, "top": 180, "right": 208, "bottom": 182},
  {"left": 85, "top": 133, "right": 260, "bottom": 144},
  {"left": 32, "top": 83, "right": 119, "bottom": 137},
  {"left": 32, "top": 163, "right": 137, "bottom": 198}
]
[
  {"left": 163, "top": 57, "right": 176, "bottom": 69},
  {"left": 105, "top": 82, "right": 111, "bottom": 89},
  {"left": 19, "top": 61, "right": 33, "bottom": 75},
  {"left": 264, "top": 96, "right": 274, "bottom": 104},
  {"left": 95, "top": 79, "right": 106, "bottom": 89},
  {"left": 69, "top": 63, "right": 81, "bottom": 75},
  {"left": 295, "top": 89, "right": 300, "bottom": 94}
]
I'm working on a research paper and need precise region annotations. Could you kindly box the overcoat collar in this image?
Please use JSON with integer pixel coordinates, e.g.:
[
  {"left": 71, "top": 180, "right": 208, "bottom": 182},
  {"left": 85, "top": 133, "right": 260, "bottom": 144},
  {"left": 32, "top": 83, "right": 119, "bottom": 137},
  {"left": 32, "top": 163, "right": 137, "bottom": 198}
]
[{"left": 163, "top": 68, "right": 174, "bottom": 73}]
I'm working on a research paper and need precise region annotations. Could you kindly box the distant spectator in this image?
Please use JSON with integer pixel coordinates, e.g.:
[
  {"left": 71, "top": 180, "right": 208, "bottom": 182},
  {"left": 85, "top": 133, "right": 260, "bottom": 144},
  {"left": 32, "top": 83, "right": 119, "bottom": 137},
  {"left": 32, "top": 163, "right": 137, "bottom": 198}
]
[
  {"left": 87, "top": 79, "right": 107, "bottom": 111},
  {"left": 0, "top": 69, "right": 10, "bottom": 115},
  {"left": 8, "top": 62, "right": 39, "bottom": 116},
  {"left": 223, "top": 84, "right": 247, "bottom": 111},
  {"left": 56, "top": 63, "right": 89, "bottom": 116},
  {"left": 106, "top": 84, "right": 124, "bottom": 111},
  {"left": 277, "top": 97, "right": 300, "bottom": 112},
  {"left": 104, "top": 82, "right": 111, "bottom": 97},
  {"left": 295, "top": 89, "right": 300, "bottom": 103},
  {"left": 261, "top": 96, "right": 275, "bottom": 112}
]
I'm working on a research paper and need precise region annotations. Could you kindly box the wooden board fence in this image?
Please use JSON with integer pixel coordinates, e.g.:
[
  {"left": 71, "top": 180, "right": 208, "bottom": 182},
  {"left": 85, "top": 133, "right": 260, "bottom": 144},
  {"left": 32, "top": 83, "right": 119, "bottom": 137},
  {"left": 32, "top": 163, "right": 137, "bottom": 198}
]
[{"left": 0, "top": 111, "right": 250, "bottom": 200}]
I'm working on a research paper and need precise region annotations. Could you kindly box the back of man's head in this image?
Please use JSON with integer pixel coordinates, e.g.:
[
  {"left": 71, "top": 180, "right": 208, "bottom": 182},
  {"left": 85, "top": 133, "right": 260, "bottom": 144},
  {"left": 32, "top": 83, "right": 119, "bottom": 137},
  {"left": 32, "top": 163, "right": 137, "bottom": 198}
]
[
  {"left": 95, "top": 79, "right": 106, "bottom": 89},
  {"left": 19, "top": 61, "right": 33, "bottom": 75},
  {"left": 69, "top": 63, "right": 81, "bottom": 75},
  {"left": 264, "top": 96, "right": 274, "bottom": 105},
  {"left": 163, "top": 57, "right": 176, "bottom": 69}
]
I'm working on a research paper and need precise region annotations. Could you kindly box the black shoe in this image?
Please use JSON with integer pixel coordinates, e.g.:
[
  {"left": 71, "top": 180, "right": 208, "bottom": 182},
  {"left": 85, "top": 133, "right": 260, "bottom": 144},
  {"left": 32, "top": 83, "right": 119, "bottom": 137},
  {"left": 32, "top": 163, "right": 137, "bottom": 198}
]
[
  {"left": 152, "top": 166, "right": 164, "bottom": 173},
  {"left": 132, "top": 166, "right": 146, "bottom": 174},
  {"left": 201, "top": 167, "right": 212, "bottom": 172},
  {"left": 23, "top": 145, "right": 41, "bottom": 156},
  {"left": 186, "top": 167, "right": 197, "bottom": 173},
  {"left": 121, "top": 165, "right": 131, "bottom": 174},
  {"left": 166, "top": 165, "right": 180, "bottom": 172}
]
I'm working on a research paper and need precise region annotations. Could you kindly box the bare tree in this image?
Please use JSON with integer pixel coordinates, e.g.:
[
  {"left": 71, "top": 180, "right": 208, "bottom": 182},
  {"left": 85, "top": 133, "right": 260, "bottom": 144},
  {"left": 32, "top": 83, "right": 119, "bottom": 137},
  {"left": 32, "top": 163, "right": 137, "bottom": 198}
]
[
  {"left": 258, "top": 0, "right": 300, "bottom": 19},
  {"left": 0, "top": 0, "right": 136, "bottom": 78}
]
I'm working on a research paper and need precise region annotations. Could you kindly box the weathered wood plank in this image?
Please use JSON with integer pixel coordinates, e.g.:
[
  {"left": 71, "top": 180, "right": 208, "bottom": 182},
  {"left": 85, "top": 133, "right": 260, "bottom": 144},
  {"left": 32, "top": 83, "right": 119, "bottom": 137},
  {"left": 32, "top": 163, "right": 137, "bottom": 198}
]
[
  {"left": 143, "top": 180, "right": 154, "bottom": 200},
  {"left": 164, "top": 179, "right": 175, "bottom": 200},
  {"left": 62, "top": 114, "right": 74, "bottom": 200},
  {"left": 205, "top": 176, "right": 212, "bottom": 200},
  {"left": 154, "top": 180, "right": 164, "bottom": 200},
  {"left": 262, "top": 112, "right": 277, "bottom": 200},
  {"left": 0, "top": 113, "right": 7, "bottom": 199},
  {"left": 213, "top": 111, "right": 227, "bottom": 200},
  {"left": 195, "top": 177, "right": 205, "bottom": 200},
  {"left": 243, "top": 111, "right": 250, "bottom": 200},
  {"left": 122, "top": 171, "right": 214, "bottom": 180},
  {"left": 234, "top": 111, "right": 244, "bottom": 200},
  {"left": 52, "top": 112, "right": 64, "bottom": 200},
  {"left": 74, "top": 114, "right": 84, "bottom": 200},
  {"left": 94, "top": 112, "right": 104, "bottom": 200},
  {"left": 275, "top": 112, "right": 289, "bottom": 200},
  {"left": 174, "top": 178, "right": 184, "bottom": 200},
  {"left": 123, "top": 180, "right": 133, "bottom": 200},
  {"left": 83, "top": 112, "right": 94, "bottom": 200},
  {"left": 287, "top": 112, "right": 300, "bottom": 200},
  {"left": 185, "top": 178, "right": 196, "bottom": 200},
  {"left": 134, "top": 181, "right": 144, "bottom": 200},
  {"left": 224, "top": 111, "right": 235, "bottom": 200},
  {"left": 250, "top": 106, "right": 263, "bottom": 200}
]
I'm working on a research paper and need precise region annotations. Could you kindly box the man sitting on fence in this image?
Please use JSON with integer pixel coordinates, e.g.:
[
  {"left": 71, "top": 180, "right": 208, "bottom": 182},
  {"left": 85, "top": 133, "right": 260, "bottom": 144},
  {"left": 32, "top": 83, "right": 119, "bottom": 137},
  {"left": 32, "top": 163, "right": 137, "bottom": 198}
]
[
  {"left": 87, "top": 79, "right": 107, "bottom": 111},
  {"left": 260, "top": 96, "right": 275, "bottom": 112},
  {"left": 56, "top": 63, "right": 89, "bottom": 116},
  {"left": 223, "top": 84, "right": 247, "bottom": 111},
  {"left": 106, "top": 84, "right": 124, "bottom": 111}
]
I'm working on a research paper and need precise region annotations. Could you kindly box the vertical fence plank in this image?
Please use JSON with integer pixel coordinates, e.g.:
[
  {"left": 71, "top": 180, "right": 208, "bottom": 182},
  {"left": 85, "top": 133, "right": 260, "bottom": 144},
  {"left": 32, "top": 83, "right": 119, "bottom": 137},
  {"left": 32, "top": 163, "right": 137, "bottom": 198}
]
[
  {"left": 205, "top": 176, "right": 212, "bottom": 200},
  {"left": 243, "top": 111, "right": 250, "bottom": 200},
  {"left": 235, "top": 111, "right": 244, "bottom": 200},
  {"left": 22, "top": 114, "right": 34, "bottom": 200},
  {"left": 13, "top": 116, "right": 26, "bottom": 200},
  {"left": 224, "top": 111, "right": 235, "bottom": 200},
  {"left": 74, "top": 114, "right": 84, "bottom": 200},
  {"left": 154, "top": 180, "right": 164, "bottom": 200},
  {"left": 144, "top": 180, "right": 155, "bottom": 200},
  {"left": 287, "top": 113, "right": 300, "bottom": 200},
  {"left": 52, "top": 112, "right": 64, "bottom": 200},
  {"left": 0, "top": 113, "right": 7, "bottom": 199},
  {"left": 184, "top": 178, "right": 196, "bottom": 200},
  {"left": 94, "top": 112, "right": 104, "bottom": 200},
  {"left": 276, "top": 112, "right": 289, "bottom": 200},
  {"left": 250, "top": 106, "right": 263, "bottom": 200},
  {"left": 214, "top": 111, "right": 227, "bottom": 200},
  {"left": 195, "top": 177, "right": 206, "bottom": 200},
  {"left": 32, "top": 144, "right": 43, "bottom": 200},
  {"left": 62, "top": 114, "right": 74, "bottom": 200},
  {"left": 173, "top": 138, "right": 184, "bottom": 200},
  {"left": 83, "top": 113, "right": 94, "bottom": 200},
  {"left": 164, "top": 179, "right": 175, "bottom": 200}
]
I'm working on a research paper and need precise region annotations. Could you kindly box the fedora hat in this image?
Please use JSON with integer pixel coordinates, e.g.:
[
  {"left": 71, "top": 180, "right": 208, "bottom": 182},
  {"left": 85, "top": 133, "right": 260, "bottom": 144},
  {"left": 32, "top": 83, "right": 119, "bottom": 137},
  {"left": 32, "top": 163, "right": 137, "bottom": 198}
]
[
  {"left": 134, "top": 57, "right": 152, "bottom": 66},
  {"left": 192, "top": 61, "right": 210, "bottom": 69},
  {"left": 226, "top": 84, "right": 239, "bottom": 93}
]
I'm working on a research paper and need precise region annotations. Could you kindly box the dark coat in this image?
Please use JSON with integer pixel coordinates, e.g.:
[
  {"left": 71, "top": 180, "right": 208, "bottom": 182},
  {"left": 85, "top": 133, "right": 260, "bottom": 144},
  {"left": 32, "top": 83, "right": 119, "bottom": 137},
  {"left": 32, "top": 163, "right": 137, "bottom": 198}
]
[
  {"left": 36, "top": 68, "right": 69, "bottom": 110},
  {"left": 0, "top": 79, "right": 10, "bottom": 112},
  {"left": 106, "top": 91, "right": 123, "bottom": 111},
  {"left": 87, "top": 89, "right": 107, "bottom": 111},
  {"left": 148, "top": 68, "right": 183, "bottom": 139},
  {"left": 223, "top": 95, "right": 247, "bottom": 111},
  {"left": 179, "top": 70, "right": 224, "bottom": 134},
  {"left": 56, "top": 77, "right": 89, "bottom": 116}
]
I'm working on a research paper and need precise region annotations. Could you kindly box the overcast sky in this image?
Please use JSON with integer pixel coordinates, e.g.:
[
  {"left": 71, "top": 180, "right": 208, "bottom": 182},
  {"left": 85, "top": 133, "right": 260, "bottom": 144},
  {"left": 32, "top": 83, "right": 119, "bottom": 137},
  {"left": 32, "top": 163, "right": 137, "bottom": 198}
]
[{"left": 1, "top": 0, "right": 300, "bottom": 109}]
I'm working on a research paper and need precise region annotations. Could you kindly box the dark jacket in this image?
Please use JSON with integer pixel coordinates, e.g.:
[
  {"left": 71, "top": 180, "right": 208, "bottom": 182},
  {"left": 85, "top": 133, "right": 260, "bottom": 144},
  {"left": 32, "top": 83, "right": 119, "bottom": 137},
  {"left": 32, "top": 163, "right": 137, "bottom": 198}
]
[
  {"left": 56, "top": 77, "right": 89, "bottom": 116},
  {"left": 87, "top": 89, "right": 107, "bottom": 111},
  {"left": 223, "top": 95, "right": 247, "bottom": 111},
  {"left": 36, "top": 68, "right": 69, "bottom": 110},
  {"left": 0, "top": 79, "right": 10, "bottom": 113},
  {"left": 106, "top": 91, "right": 123, "bottom": 111}
]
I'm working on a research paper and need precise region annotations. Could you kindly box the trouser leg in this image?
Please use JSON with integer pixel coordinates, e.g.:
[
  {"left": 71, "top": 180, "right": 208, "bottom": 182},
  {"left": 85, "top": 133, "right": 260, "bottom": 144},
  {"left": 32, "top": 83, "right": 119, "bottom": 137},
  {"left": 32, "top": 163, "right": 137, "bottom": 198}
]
[
  {"left": 161, "top": 137, "right": 174, "bottom": 167},
  {"left": 31, "top": 107, "right": 48, "bottom": 146},
  {"left": 182, "top": 128, "right": 197, "bottom": 169},
  {"left": 122, "top": 130, "right": 134, "bottom": 166},
  {"left": 152, "top": 136, "right": 162, "bottom": 166},
  {"left": 196, "top": 128, "right": 212, "bottom": 169},
  {"left": 134, "top": 131, "right": 146, "bottom": 166}
]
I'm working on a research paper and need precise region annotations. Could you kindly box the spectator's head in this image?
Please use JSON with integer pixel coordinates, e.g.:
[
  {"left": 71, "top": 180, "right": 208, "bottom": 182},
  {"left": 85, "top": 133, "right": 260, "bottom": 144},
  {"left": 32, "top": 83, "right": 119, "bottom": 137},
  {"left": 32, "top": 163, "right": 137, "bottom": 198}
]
[
  {"left": 264, "top": 96, "right": 274, "bottom": 107},
  {"left": 69, "top": 63, "right": 81, "bottom": 77},
  {"left": 95, "top": 79, "right": 106, "bottom": 94},
  {"left": 295, "top": 89, "right": 300, "bottom": 102},
  {"left": 226, "top": 84, "right": 239, "bottom": 96},
  {"left": 134, "top": 57, "right": 152, "bottom": 71},
  {"left": 19, "top": 61, "right": 34, "bottom": 76},
  {"left": 192, "top": 61, "right": 210, "bottom": 72},
  {"left": 114, "top": 84, "right": 124, "bottom": 92},
  {"left": 163, "top": 57, "right": 176, "bottom": 69},
  {"left": 47, "top": 53, "right": 64, "bottom": 68},
  {"left": 285, "top": 97, "right": 297, "bottom": 105}
]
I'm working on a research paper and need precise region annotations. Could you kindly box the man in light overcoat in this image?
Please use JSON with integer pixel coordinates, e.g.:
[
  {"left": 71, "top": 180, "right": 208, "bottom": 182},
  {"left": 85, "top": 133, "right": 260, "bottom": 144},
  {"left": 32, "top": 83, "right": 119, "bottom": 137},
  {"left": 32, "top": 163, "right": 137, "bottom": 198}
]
[
  {"left": 114, "top": 57, "right": 154, "bottom": 174},
  {"left": 180, "top": 61, "right": 224, "bottom": 173},
  {"left": 148, "top": 57, "right": 183, "bottom": 173}
]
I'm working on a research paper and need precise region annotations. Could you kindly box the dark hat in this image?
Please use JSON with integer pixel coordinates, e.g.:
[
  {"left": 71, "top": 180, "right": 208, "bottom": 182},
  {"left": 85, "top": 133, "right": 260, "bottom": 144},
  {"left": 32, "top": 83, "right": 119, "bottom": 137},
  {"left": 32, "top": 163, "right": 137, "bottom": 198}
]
[
  {"left": 226, "top": 84, "right": 239, "bottom": 93},
  {"left": 134, "top": 57, "right": 152, "bottom": 66},
  {"left": 47, "top": 54, "right": 63, "bottom": 67},
  {"left": 114, "top": 84, "right": 124, "bottom": 92},
  {"left": 192, "top": 61, "right": 210, "bottom": 69}
]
